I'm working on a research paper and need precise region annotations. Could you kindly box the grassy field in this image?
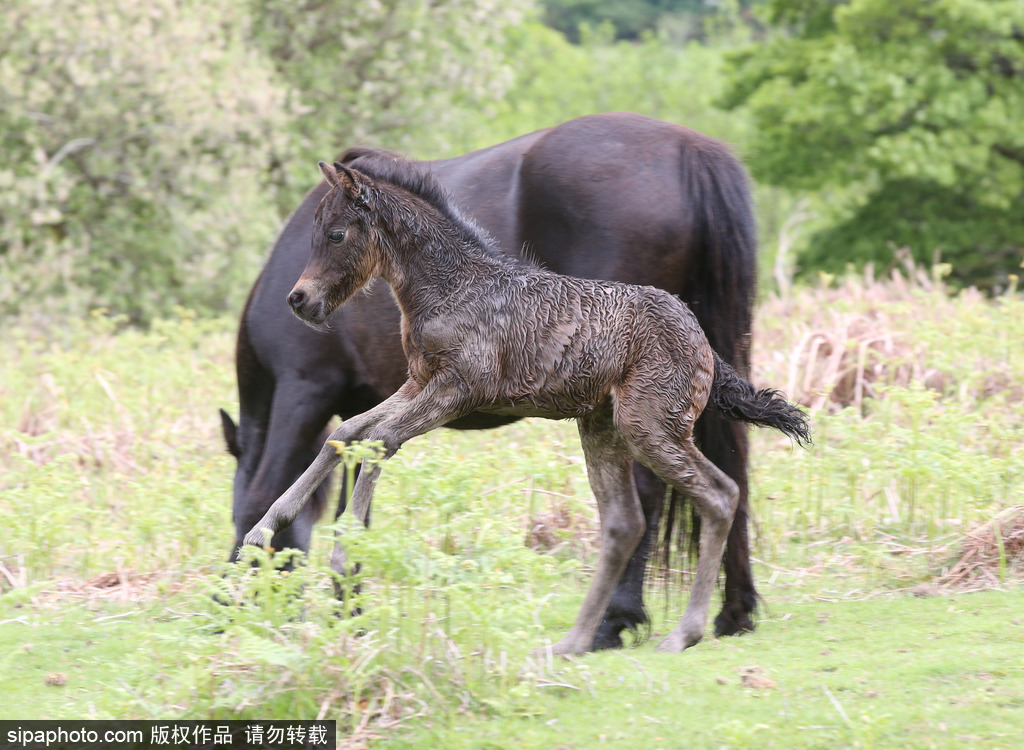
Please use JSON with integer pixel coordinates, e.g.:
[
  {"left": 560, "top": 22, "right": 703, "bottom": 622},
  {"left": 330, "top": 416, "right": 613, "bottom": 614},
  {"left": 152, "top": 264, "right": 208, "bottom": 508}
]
[{"left": 2, "top": 270, "right": 1022, "bottom": 747}]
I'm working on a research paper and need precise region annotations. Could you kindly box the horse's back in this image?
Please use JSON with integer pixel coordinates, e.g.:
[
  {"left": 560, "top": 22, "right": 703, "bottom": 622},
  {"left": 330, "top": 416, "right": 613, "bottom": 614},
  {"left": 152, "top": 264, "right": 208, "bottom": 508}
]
[{"left": 514, "top": 112, "right": 742, "bottom": 292}]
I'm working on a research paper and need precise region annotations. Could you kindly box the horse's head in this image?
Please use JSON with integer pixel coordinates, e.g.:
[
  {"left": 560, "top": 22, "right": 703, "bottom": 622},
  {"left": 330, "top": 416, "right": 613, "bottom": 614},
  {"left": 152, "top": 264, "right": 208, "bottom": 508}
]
[{"left": 288, "top": 161, "right": 380, "bottom": 327}]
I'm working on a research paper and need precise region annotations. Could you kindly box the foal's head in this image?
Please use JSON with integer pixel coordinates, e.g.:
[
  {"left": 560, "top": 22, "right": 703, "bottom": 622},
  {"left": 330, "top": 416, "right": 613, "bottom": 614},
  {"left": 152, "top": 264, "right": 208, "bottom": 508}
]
[{"left": 288, "top": 161, "right": 382, "bottom": 327}]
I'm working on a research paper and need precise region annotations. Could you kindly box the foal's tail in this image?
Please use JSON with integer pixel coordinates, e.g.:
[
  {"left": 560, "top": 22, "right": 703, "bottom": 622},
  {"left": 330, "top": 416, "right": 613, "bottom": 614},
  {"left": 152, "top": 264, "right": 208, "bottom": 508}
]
[{"left": 710, "top": 352, "right": 811, "bottom": 446}]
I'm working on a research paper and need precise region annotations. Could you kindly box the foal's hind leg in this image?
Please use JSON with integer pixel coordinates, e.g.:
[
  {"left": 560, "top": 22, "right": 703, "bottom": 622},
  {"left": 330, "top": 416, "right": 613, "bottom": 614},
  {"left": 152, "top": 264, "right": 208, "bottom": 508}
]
[
  {"left": 547, "top": 410, "right": 645, "bottom": 656},
  {"left": 652, "top": 445, "right": 738, "bottom": 652},
  {"left": 617, "top": 412, "right": 739, "bottom": 651}
]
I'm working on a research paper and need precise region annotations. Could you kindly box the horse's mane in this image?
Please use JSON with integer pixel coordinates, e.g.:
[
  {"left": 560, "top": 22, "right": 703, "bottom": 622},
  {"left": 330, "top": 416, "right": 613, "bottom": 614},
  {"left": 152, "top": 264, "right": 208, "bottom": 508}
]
[{"left": 338, "top": 147, "right": 503, "bottom": 259}]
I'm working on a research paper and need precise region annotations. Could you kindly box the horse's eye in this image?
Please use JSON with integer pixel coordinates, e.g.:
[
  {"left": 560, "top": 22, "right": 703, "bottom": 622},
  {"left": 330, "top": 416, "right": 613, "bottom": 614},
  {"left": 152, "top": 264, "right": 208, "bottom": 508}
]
[{"left": 328, "top": 229, "right": 346, "bottom": 243}]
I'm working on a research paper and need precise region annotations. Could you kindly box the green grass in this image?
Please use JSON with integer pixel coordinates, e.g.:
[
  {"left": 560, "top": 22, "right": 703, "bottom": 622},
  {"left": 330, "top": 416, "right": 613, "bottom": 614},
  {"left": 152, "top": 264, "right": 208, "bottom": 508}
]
[
  {"left": 2, "top": 277, "right": 1023, "bottom": 746},
  {"left": 3, "top": 575, "right": 1022, "bottom": 748},
  {"left": 406, "top": 590, "right": 1024, "bottom": 750}
]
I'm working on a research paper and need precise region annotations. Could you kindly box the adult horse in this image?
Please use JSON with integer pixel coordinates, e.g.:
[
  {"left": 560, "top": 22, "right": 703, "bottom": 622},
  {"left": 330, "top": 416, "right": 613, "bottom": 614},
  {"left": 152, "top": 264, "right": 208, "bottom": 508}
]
[{"left": 220, "top": 112, "right": 758, "bottom": 650}]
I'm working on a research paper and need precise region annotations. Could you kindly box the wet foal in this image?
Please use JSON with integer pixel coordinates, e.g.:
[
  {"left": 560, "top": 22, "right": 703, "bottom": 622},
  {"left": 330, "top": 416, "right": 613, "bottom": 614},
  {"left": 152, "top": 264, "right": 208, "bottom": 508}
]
[{"left": 244, "top": 159, "right": 809, "bottom": 654}]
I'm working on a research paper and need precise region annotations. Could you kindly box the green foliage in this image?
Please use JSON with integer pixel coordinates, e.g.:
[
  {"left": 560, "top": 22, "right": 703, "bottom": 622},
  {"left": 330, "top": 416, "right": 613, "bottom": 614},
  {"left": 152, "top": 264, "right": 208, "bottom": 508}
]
[
  {"left": 0, "top": 0, "right": 293, "bottom": 324},
  {"left": 0, "top": 311, "right": 237, "bottom": 580},
  {"left": 542, "top": 0, "right": 706, "bottom": 40},
  {"left": 444, "top": 21, "right": 750, "bottom": 156},
  {"left": 0, "top": 0, "right": 531, "bottom": 324},
  {"left": 539, "top": 0, "right": 759, "bottom": 42},
  {"left": 723, "top": 0, "right": 1024, "bottom": 287},
  {"left": 246, "top": 0, "right": 531, "bottom": 193}
]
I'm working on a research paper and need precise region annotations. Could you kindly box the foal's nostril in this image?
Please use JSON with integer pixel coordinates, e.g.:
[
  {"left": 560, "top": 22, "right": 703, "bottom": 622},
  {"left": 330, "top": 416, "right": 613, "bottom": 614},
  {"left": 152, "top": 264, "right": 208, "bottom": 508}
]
[{"left": 288, "top": 289, "right": 306, "bottom": 310}]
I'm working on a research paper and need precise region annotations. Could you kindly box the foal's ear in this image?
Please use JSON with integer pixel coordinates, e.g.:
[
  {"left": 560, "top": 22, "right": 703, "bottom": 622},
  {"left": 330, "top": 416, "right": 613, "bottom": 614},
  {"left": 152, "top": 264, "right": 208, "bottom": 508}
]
[
  {"left": 319, "top": 161, "right": 371, "bottom": 206},
  {"left": 331, "top": 162, "right": 373, "bottom": 207},
  {"left": 334, "top": 162, "right": 366, "bottom": 199}
]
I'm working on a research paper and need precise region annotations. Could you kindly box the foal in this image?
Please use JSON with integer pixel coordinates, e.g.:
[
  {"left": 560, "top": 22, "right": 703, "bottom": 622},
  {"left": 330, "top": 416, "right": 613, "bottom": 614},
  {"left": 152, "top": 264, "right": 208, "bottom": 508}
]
[{"left": 244, "top": 158, "right": 809, "bottom": 654}]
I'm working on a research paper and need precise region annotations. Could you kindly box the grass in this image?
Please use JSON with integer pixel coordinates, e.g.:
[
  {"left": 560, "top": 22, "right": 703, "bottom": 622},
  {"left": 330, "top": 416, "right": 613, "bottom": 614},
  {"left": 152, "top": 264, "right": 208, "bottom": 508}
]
[{"left": 1, "top": 273, "right": 1023, "bottom": 746}]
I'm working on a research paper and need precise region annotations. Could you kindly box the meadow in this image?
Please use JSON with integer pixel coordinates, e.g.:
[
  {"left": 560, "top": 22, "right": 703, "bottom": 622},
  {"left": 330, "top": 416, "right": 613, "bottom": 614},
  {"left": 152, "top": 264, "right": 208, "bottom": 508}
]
[{"left": 1, "top": 265, "right": 1022, "bottom": 748}]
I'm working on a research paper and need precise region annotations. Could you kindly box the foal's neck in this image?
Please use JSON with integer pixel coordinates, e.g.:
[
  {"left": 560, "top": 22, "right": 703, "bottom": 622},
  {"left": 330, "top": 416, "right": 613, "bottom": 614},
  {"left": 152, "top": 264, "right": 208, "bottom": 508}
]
[{"left": 379, "top": 196, "right": 510, "bottom": 318}]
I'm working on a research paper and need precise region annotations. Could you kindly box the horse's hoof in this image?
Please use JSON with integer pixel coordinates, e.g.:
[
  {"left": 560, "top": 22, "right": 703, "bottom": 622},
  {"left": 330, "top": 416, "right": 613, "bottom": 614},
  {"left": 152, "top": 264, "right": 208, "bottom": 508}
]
[
  {"left": 713, "top": 604, "right": 755, "bottom": 637},
  {"left": 590, "top": 630, "right": 624, "bottom": 651},
  {"left": 591, "top": 610, "right": 649, "bottom": 651}
]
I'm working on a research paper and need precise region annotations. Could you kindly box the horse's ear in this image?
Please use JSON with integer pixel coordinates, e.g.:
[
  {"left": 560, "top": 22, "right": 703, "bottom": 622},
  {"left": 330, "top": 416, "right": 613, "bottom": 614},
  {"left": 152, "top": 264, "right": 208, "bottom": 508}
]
[
  {"left": 219, "top": 408, "right": 241, "bottom": 459},
  {"left": 319, "top": 160, "right": 341, "bottom": 188}
]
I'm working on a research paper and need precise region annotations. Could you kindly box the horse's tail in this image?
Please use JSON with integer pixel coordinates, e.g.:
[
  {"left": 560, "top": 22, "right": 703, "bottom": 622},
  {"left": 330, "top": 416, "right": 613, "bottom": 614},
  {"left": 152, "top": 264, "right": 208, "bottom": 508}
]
[
  {"left": 658, "top": 135, "right": 758, "bottom": 631},
  {"left": 710, "top": 352, "right": 811, "bottom": 445}
]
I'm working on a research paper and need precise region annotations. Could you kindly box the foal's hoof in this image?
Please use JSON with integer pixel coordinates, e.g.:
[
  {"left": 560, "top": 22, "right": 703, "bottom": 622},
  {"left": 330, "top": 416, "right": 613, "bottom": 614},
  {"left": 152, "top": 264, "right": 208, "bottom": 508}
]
[
  {"left": 534, "top": 638, "right": 588, "bottom": 659},
  {"left": 243, "top": 528, "right": 272, "bottom": 548},
  {"left": 655, "top": 628, "right": 704, "bottom": 653}
]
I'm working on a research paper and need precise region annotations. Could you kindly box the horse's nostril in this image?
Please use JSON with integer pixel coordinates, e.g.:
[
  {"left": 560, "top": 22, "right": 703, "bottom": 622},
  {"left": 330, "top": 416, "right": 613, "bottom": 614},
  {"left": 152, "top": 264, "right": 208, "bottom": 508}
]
[{"left": 288, "top": 289, "right": 306, "bottom": 310}]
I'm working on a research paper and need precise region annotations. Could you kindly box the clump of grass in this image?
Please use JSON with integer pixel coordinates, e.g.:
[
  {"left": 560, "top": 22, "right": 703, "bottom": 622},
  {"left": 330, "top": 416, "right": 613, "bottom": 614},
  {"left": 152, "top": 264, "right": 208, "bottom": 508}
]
[
  {"left": 0, "top": 310, "right": 237, "bottom": 583},
  {"left": 755, "top": 259, "right": 1022, "bottom": 413},
  {"left": 120, "top": 475, "right": 597, "bottom": 739},
  {"left": 749, "top": 262, "right": 1023, "bottom": 582},
  {"left": 938, "top": 505, "right": 1024, "bottom": 590}
]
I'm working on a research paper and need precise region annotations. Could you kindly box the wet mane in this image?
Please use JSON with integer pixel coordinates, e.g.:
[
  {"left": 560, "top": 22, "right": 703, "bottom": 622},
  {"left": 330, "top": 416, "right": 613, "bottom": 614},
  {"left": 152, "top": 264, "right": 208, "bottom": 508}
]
[{"left": 339, "top": 147, "right": 501, "bottom": 257}]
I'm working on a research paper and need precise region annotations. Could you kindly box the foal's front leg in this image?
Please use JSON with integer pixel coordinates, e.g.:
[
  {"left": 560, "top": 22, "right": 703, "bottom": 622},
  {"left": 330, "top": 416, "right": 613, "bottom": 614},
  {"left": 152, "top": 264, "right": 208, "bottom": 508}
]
[
  {"left": 327, "top": 377, "right": 475, "bottom": 585},
  {"left": 332, "top": 377, "right": 476, "bottom": 548},
  {"left": 352, "top": 376, "right": 475, "bottom": 495},
  {"left": 243, "top": 380, "right": 423, "bottom": 547}
]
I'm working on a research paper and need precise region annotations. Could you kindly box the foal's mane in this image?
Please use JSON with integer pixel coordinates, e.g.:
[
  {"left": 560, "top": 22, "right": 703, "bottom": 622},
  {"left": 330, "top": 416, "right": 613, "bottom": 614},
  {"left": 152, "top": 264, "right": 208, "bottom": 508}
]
[{"left": 339, "top": 147, "right": 503, "bottom": 259}]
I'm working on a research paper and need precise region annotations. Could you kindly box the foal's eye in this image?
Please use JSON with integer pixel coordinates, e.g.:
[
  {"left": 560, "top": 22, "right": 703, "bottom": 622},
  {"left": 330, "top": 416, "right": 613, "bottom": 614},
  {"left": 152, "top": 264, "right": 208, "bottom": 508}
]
[{"left": 328, "top": 228, "right": 346, "bottom": 243}]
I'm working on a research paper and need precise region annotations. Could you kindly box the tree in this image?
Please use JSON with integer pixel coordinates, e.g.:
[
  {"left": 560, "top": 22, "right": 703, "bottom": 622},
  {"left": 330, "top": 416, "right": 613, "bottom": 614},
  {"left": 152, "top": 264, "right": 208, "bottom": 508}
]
[
  {"left": 246, "top": 0, "right": 530, "bottom": 192},
  {"left": 0, "top": 0, "right": 531, "bottom": 323},
  {"left": 538, "top": 0, "right": 761, "bottom": 42},
  {"left": 0, "top": 0, "right": 292, "bottom": 323},
  {"left": 722, "top": 0, "right": 1024, "bottom": 287}
]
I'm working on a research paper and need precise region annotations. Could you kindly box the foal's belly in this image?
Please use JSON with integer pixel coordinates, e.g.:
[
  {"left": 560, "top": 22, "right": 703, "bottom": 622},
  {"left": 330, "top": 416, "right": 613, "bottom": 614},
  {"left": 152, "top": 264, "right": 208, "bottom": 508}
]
[
  {"left": 476, "top": 394, "right": 603, "bottom": 421},
  {"left": 444, "top": 412, "right": 521, "bottom": 430}
]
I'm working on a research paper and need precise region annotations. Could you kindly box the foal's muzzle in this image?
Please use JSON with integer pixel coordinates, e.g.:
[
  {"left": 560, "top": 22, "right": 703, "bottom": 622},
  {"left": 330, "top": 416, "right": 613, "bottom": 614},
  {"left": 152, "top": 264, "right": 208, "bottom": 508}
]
[
  {"left": 288, "top": 288, "right": 307, "bottom": 311},
  {"left": 287, "top": 282, "right": 326, "bottom": 324}
]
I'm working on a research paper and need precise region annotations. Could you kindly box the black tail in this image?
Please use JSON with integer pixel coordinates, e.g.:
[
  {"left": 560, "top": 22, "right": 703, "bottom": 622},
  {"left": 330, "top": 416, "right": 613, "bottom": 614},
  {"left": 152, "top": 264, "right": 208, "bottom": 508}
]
[
  {"left": 657, "top": 135, "right": 760, "bottom": 633},
  {"left": 711, "top": 352, "right": 811, "bottom": 446}
]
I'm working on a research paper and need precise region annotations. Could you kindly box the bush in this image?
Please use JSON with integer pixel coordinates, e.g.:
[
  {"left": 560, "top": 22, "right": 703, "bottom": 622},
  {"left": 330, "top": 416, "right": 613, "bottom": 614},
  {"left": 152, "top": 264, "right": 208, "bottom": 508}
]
[{"left": 0, "top": 0, "right": 294, "bottom": 324}]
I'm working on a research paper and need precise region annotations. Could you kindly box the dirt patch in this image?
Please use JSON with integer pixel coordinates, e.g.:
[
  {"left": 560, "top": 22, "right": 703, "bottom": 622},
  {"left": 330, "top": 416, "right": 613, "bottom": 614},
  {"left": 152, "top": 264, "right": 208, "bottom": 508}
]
[{"left": 21, "top": 568, "right": 207, "bottom": 607}]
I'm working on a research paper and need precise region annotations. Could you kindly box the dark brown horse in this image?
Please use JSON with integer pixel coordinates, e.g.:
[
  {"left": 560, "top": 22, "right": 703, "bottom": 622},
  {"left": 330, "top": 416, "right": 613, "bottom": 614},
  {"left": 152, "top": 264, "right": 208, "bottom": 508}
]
[
  {"left": 244, "top": 158, "right": 808, "bottom": 654},
  {"left": 220, "top": 112, "right": 759, "bottom": 650}
]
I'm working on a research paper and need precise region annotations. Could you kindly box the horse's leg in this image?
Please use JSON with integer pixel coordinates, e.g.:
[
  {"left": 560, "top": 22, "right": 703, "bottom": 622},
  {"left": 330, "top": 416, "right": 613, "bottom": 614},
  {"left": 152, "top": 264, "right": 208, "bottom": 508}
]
[
  {"left": 230, "top": 380, "right": 337, "bottom": 559},
  {"left": 243, "top": 380, "right": 423, "bottom": 547},
  {"left": 329, "top": 465, "right": 360, "bottom": 601},
  {"left": 246, "top": 376, "right": 476, "bottom": 547},
  {"left": 695, "top": 413, "right": 756, "bottom": 636},
  {"left": 547, "top": 410, "right": 645, "bottom": 656},
  {"left": 591, "top": 464, "right": 664, "bottom": 650}
]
